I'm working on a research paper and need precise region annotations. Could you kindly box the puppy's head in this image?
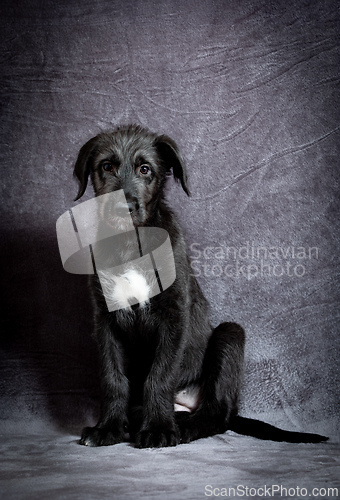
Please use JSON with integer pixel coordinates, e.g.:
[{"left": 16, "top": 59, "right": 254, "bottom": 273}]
[{"left": 73, "top": 125, "right": 189, "bottom": 226}]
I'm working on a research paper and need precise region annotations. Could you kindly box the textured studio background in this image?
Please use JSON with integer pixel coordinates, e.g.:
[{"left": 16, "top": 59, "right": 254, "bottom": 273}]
[{"left": 1, "top": 0, "right": 339, "bottom": 445}]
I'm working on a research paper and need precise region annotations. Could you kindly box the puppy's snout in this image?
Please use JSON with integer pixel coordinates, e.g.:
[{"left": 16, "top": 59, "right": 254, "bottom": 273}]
[
  {"left": 125, "top": 196, "right": 139, "bottom": 214},
  {"left": 114, "top": 198, "right": 139, "bottom": 217},
  {"left": 127, "top": 200, "right": 138, "bottom": 213}
]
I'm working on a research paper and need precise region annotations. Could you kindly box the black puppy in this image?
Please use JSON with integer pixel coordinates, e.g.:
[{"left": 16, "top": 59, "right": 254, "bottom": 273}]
[{"left": 73, "top": 124, "right": 327, "bottom": 448}]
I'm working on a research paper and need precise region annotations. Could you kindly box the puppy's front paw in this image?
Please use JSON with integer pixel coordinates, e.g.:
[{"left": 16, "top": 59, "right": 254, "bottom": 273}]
[
  {"left": 79, "top": 425, "right": 125, "bottom": 447},
  {"left": 135, "top": 424, "right": 179, "bottom": 448},
  {"left": 175, "top": 411, "right": 202, "bottom": 443}
]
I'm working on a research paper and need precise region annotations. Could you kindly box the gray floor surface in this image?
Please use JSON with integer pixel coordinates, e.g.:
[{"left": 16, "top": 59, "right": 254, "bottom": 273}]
[{"left": 1, "top": 430, "right": 339, "bottom": 500}]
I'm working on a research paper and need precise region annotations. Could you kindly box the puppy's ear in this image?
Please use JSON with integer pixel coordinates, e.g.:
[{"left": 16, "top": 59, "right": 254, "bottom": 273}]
[
  {"left": 155, "top": 135, "right": 190, "bottom": 196},
  {"left": 73, "top": 136, "right": 98, "bottom": 201}
]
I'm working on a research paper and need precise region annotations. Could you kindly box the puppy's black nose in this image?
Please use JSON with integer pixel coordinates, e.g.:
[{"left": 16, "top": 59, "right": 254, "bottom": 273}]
[
  {"left": 127, "top": 201, "right": 136, "bottom": 213},
  {"left": 125, "top": 196, "right": 139, "bottom": 214}
]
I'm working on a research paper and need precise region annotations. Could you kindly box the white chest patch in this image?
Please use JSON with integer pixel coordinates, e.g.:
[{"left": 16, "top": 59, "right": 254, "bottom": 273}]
[{"left": 98, "top": 268, "right": 151, "bottom": 311}]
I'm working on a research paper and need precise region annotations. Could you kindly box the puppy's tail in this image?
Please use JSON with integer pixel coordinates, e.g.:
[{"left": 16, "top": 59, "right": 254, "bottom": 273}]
[{"left": 228, "top": 415, "right": 328, "bottom": 443}]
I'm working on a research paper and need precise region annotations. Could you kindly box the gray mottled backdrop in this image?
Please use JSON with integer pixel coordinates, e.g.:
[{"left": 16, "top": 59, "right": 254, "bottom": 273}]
[{"left": 0, "top": 1, "right": 339, "bottom": 496}]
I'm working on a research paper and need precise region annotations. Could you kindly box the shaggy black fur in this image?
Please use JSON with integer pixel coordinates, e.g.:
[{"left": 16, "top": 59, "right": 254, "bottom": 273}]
[{"left": 73, "top": 124, "right": 327, "bottom": 447}]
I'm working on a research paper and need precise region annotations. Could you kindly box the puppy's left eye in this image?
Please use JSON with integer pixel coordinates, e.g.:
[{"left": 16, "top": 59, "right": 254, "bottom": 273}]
[
  {"left": 139, "top": 165, "right": 150, "bottom": 175},
  {"left": 102, "top": 162, "right": 114, "bottom": 172}
]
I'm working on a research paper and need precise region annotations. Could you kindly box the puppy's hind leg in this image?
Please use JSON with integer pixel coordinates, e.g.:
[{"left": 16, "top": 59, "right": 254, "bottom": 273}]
[{"left": 177, "top": 322, "right": 245, "bottom": 443}]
